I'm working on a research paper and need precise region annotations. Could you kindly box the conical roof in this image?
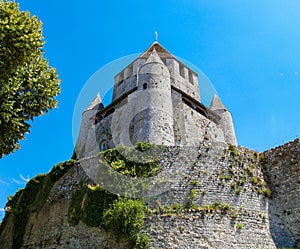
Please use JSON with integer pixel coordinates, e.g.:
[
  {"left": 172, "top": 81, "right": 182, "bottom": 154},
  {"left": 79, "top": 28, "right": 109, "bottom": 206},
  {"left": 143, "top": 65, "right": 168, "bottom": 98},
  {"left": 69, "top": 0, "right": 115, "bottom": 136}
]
[
  {"left": 145, "top": 49, "right": 164, "bottom": 64},
  {"left": 139, "top": 41, "right": 173, "bottom": 59},
  {"left": 209, "top": 94, "right": 227, "bottom": 111},
  {"left": 86, "top": 93, "right": 103, "bottom": 111}
]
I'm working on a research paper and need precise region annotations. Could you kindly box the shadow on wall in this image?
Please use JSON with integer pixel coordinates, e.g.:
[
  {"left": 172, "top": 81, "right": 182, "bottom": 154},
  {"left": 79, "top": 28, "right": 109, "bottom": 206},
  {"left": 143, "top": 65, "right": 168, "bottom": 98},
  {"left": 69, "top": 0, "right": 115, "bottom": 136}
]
[{"left": 261, "top": 138, "right": 300, "bottom": 248}]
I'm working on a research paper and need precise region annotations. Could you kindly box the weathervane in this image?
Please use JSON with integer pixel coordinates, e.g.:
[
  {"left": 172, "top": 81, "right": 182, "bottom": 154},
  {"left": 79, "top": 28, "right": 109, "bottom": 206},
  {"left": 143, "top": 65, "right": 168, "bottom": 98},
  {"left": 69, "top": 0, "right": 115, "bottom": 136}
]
[{"left": 154, "top": 31, "right": 158, "bottom": 42}]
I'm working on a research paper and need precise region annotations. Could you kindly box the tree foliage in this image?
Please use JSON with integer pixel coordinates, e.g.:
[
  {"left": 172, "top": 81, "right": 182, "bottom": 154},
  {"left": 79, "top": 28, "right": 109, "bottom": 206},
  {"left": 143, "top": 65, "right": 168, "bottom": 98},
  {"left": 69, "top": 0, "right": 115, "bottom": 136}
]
[{"left": 0, "top": 1, "right": 61, "bottom": 157}]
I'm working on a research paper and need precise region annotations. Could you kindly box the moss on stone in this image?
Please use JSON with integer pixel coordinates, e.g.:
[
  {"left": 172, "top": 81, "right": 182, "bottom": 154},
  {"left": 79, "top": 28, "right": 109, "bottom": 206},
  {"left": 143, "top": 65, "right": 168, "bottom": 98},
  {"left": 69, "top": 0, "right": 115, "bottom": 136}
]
[
  {"left": 68, "top": 143, "right": 155, "bottom": 248},
  {"left": 217, "top": 147, "right": 271, "bottom": 197},
  {"left": 0, "top": 159, "right": 75, "bottom": 249},
  {"left": 102, "top": 142, "right": 163, "bottom": 178}
]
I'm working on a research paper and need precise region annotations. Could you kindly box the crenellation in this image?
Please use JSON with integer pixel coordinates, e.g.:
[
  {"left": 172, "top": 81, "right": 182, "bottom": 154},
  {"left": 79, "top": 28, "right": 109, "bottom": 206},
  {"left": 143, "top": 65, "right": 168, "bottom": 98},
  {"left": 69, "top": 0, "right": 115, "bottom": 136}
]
[
  {"left": 0, "top": 40, "right": 299, "bottom": 249},
  {"left": 123, "top": 64, "right": 133, "bottom": 79},
  {"left": 179, "top": 63, "right": 189, "bottom": 79},
  {"left": 76, "top": 41, "right": 234, "bottom": 158},
  {"left": 44, "top": 42, "right": 300, "bottom": 248},
  {"left": 166, "top": 58, "right": 180, "bottom": 75},
  {"left": 132, "top": 58, "right": 146, "bottom": 76}
]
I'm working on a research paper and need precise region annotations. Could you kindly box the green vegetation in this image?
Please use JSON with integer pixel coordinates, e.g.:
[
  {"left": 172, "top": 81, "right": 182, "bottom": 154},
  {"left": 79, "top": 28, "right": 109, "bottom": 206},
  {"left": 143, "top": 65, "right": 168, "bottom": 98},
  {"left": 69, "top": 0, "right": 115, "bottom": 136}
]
[
  {"left": 68, "top": 183, "right": 86, "bottom": 226},
  {"left": 228, "top": 144, "right": 239, "bottom": 157},
  {"left": 68, "top": 142, "right": 156, "bottom": 248},
  {"left": 0, "top": 1, "right": 61, "bottom": 157},
  {"left": 93, "top": 142, "right": 164, "bottom": 197},
  {"left": 217, "top": 146, "right": 271, "bottom": 197},
  {"left": 236, "top": 223, "right": 243, "bottom": 230},
  {"left": 68, "top": 184, "right": 149, "bottom": 249},
  {"left": 103, "top": 198, "right": 149, "bottom": 249},
  {"left": 0, "top": 160, "right": 75, "bottom": 249},
  {"left": 184, "top": 188, "right": 199, "bottom": 209},
  {"left": 69, "top": 184, "right": 118, "bottom": 227},
  {"left": 188, "top": 189, "right": 199, "bottom": 200},
  {"left": 102, "top": 142, "right": 162, "bottom": 178},
  {"left": 135, "top": 141, "right": 151, "bottom": 151},
  {"left": 149, "top": 200, "right": 238, "bottom": 219},
  {"left": 1, "top": 158, "right": 149, "bottom": 249},
  {"left": 191, "top": 179, "right": 198, "bottom": 186}
]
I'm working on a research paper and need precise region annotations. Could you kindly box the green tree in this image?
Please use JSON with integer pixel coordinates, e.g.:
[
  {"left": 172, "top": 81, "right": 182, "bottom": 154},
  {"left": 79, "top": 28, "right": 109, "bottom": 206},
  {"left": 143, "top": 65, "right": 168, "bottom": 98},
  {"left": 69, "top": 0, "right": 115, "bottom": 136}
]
[{"left": 0, "top": 1, "right": 61, "bottom": 157}]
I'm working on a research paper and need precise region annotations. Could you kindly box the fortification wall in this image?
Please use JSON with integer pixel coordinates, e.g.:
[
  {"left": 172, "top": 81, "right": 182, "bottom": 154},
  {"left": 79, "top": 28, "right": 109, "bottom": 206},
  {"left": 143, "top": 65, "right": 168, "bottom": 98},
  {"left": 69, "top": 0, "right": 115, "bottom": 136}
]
[
  {"left": 172, "top": 92, "right": 225, "bottom": 145},
  {"left": 145, "top": 212, "right": 273, "bottom": 249},
  {"left": 144, "top": 143, "right": 275, "bottom": 248},
  {"left": 2, "top": 140, "right": 299, "bottom": 248},
  {"left": 261, "top": 138, "right": 300, "bottom": 248},
  {"left": 113, "top": 74, "right": 137, "bottom": 100},
  {"left": 0, "top": 164, "right": 130, "bottom": 249},
  {"left": 94, "top": 87, "right": 226, "bottom": 151}
]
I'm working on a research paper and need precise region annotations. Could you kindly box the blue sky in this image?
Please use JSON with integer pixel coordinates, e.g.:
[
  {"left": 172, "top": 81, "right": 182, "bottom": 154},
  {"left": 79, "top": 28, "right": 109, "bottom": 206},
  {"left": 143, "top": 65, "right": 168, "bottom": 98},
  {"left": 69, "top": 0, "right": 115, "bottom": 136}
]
[{"left": 0, "top": 0, "right": 299, "bottom": 219}]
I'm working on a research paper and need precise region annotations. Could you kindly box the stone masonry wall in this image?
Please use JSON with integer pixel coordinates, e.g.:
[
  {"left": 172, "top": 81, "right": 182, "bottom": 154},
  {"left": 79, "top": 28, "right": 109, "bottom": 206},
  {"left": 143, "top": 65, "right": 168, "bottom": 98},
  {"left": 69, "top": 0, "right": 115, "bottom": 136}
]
[
  {"left": 145, "top": 212, "right": 272, "bottom": 249},
  {"left": 1, "top": 140, "right": 299, "bottom": 248},
  {"left": 262, "top": 138, "right": 300, "bottom": 248},
  {"left": 0, "top": 165, "right": 130, "bottom": 249},
  {"left": 144, "top": 142, "right": 276, "bottom": 249}
]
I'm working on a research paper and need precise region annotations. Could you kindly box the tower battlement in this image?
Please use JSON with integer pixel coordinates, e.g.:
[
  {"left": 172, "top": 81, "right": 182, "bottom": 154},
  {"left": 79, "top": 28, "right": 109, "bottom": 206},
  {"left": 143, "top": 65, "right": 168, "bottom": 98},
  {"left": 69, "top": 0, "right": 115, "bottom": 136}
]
[
  {"left": 76, "top": 42, "right": 238, "bottom": 159},
  {"left": 113, "top": 42, "right": 200, "bottom": 101}
]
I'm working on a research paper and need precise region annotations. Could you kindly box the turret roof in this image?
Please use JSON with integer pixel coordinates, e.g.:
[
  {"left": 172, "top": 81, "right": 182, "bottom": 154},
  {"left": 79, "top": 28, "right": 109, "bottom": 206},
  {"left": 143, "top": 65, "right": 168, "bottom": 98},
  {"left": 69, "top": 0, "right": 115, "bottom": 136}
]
[
  {"left": 209, "top": 94, "right": 227, "bottom": 111},
  {"left": 145, "top": 49, "right": 165, "bottom": 64},
  {"left": 86, "top": 93, "right": 103, "bottom": 111},
  {"left": 139, "top": 41, "right": 173, "bottom": 59}
]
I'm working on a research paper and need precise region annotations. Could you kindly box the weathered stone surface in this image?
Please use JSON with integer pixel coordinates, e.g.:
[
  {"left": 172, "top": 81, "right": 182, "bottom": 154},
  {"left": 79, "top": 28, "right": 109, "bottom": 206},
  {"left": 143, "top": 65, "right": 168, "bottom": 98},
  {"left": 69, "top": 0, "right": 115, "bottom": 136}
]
[
  {"left": 145, "top": 213, "right": 274, "bottom": 249},
  {"left": 262, "top": 138, "right": 300, "bottom": 248},
  {"left": 143, "top": 143, "right": 275, "bottom": 248},
  {"left": 2, "top": 140, "right": 298, "bottom": 248},
  {"left": 76, "top": 42, "right": 238, "bottom": 159},
  {"left": 0, "top": 165, "right": 130, "bottom": 249}
]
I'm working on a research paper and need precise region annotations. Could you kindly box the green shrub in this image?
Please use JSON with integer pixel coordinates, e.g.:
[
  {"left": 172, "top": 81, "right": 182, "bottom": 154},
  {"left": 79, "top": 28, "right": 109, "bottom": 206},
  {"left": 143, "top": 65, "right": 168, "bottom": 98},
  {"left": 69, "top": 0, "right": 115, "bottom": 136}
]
[
  {"left": 135, "top": 142, "right": 151, "bottom": 151},
  {"left": 103, "top": 198, "right": 149, "bottom": 249},
  {"left": 83, "top": 185, "right": 117, "bottom": 227},
  {"left": 69, "top": 185, "right": 149, "bottom": 248},
  {"left": 220, "top": 203, "right": 232, "bottom": 211},
  {"left": 231, "top": 212, "right": 238, "bottom": 219},
  {"left": 68, "top": 184, "right": 118, "bottom": 227},
  {"left": 260, "top": 188, "right": 271, "bottom": 198},
  {"left": 102, "top": 143, "right": 161, "bottom": 178},
  {"left": 235, "top": 188, "right": 241, "bottom": 195}
]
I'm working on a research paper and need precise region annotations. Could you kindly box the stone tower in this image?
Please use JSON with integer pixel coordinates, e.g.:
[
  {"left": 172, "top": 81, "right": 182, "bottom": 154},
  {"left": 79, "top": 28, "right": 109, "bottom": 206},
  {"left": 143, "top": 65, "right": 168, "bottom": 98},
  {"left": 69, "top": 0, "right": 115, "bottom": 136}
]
[
  {"left": 133, "top": 49, "right": 175, "bottom": 145},
  {"left": 210, "top": 94, "right": 237, "bottom": 145},
  {"left": 75, "top": 94, "right": 104, "bottom": 159},
  {"left": 76, "top": 41, "right": 238, "bottom": 159}
]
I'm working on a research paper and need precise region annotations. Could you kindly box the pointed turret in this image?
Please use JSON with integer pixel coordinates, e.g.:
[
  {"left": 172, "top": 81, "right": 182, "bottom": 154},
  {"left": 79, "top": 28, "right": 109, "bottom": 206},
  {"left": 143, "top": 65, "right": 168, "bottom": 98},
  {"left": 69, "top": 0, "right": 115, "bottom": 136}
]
[
  {"left": 210, "top": 94, "right": 227, "bottom": 111},
  {"left": 144, "top": 48, "right": 164, "bottom": 64},
  {"left": 75, "top": 94, "right": 104, "bottom": 159},
  {"left": 85, "top": 93, "right": 104, "bottom": 112},
  {"left": 209, "top": 94, "right": 237, "bottom": 145}
]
